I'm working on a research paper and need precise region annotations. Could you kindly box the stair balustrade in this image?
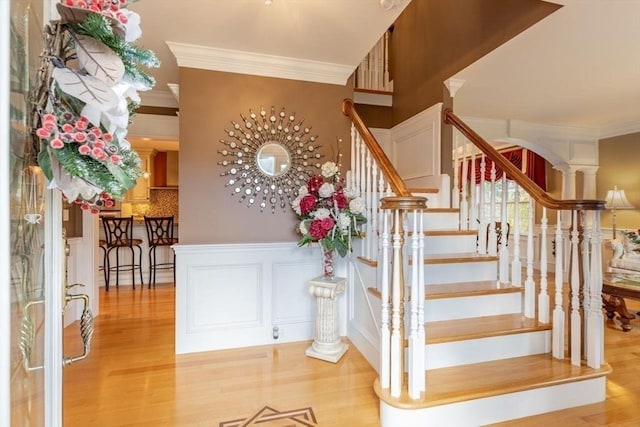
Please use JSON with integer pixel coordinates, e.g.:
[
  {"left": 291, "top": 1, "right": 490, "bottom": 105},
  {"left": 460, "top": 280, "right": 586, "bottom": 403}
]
[
  {"left": 342, "top": 99, "right": 607, "bottom": 420},
  {"left": 445, "top": 108, "right": 606, "bottom": 369}
]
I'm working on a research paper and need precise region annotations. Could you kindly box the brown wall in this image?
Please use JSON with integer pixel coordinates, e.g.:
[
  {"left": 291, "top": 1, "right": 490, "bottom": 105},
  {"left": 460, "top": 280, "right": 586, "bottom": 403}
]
[
  {"left": 179, "top": 68, "right": 354, "bottom": 244},
  {"left": 390, "top": 0, "right": 560, "bottom": 125},
  {"left": 598, "top": 132, "right": 640, "bottom": 232}
]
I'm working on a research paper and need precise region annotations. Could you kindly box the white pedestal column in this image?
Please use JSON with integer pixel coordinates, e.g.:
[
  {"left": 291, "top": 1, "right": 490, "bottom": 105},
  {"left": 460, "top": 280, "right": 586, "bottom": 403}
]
[{"left": 306, "top": 276, "right": 348, "bottom": 363}]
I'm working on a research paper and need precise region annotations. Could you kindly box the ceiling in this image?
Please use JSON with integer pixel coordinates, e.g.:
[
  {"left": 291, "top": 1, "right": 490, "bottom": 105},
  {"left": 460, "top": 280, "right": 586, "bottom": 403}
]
[{"left": 128, "top": 0, "right": 640, "bottom": 139}]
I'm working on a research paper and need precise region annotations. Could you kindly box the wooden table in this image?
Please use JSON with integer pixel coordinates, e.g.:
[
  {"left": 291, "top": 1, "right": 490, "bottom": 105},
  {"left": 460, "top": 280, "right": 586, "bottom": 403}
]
[{"left": 602, "top": 273, "right": 640, "bottom": 332}]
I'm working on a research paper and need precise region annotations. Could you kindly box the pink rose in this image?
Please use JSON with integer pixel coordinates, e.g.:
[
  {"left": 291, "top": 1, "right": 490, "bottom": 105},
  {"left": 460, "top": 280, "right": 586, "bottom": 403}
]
[
  {"left": 62, "top": 123, "right": 74, "bottom": 133},
  {"left": 43, "top": 113, "right": 56, "bottom": 123},
  {"left": 36, "top": 128, "right": 50, "bottom": 139},
  {"left": 103, "top": 133, "right": 113, "bottom": 143},
  {"left": 110, "top": 154, "right": 121, "bottom": 164},
  {"left": 74, "top": 132, "right": 87, "bottom": 143},
  {"left": 91, "top": 147, "right": 105, "bottom": 159},
  {"left": 49, "top": 138, "right": 64, "bottom": 149},
  {"left": 78, "top": 144, "right": 91, "bottom": 155}
]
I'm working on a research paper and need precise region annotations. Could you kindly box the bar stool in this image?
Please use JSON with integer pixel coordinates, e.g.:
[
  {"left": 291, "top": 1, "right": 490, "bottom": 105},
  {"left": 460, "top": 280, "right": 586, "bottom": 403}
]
[
  {"left": 98, "top": 239, "right": 107, "bottom": 285},
  {"left": 144, "top": 216, "right": 178, "bottom": 287},
  {"left": 102, "top": 216, "right": 144, "bottom": 290}
]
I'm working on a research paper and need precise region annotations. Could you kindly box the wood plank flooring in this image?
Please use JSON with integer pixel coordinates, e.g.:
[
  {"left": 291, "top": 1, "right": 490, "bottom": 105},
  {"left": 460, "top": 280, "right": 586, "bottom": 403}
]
[{"left": 64, "top": 284, "right": 640, "bottom": 426}]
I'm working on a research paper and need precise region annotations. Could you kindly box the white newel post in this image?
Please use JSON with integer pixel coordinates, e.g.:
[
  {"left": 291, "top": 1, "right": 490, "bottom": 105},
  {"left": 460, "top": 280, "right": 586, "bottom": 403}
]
[{"left": 306, "top": 276, "right": 349, "bottom": 363}]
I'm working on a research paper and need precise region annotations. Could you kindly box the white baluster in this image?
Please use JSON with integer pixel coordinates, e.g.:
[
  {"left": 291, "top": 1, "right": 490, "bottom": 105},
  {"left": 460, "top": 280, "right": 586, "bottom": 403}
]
[
  {"left": 380, "top": 209, "right": 390, "bottom": 389},
  {"left": 524, "top": 198, "right": 535, "bottom": 318},
  {"left": 538, "top": 207, "right": 549, "bottom": 323},
  {"left": 408, "top": 209, "right": 420, "bottom": 399},
  {"left": 570, "top": 210, "right": 582, "bottom": 366},
  {"left": 354, "top": 132, "right": 361, "bottom": 195},
  {"left": 511, "top": 184, "right": 522, "bottom": 287},
  {"left": 350, "top": 124, "right": 356, "bottom": 190},
  {"left": 487, "top": 161, "right": 497, "bottom": 256},
  {"left": 587, "top": 211, "right": 603, "bottom": 368},
  {"left": 499, "top": 174, "right": 509, "bottom": 282},
  {"left": 452, "top": 134, "right": 460, "bottom": 209},
  {"left": 390, "top": 209, "right": 404, "bottom": 398},
  {"left": 371, "top": 163, "right": 379, "bottom": 261},
  {"left": 365, "top": 149, "right": 373, "bottom": 259},
  {"left": 581, "top": 212, "right": 591, "bottom": 356},
  {"left": 469, "top": 151, "right": 477, "bottom": 229},
  {"left": 552, "top": 211, "right": 565, "bottom": 359},
  {"left": 360, "top": 137, "right": 366, "bottom": 198},
  {"left": 417, "top": 210, "right": 425, "bottom": 393},
  {"left": 478, "top": 155, "right": 487, "bottom": 254},
  {"left": 460, "top": 144, "right": 469, "bottom": 230}
]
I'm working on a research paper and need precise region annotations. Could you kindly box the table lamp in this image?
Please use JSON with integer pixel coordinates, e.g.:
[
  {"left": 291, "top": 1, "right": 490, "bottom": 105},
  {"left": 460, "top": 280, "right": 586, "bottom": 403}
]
[{"left": 604, "top": 185, "right": 634, "bottom": 239}]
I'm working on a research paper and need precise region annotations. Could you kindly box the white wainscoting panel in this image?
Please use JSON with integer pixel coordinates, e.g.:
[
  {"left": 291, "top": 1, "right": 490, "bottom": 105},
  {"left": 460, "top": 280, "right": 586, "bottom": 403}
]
[
  {"left": 391, "top": 103, "right": 442, "bottom": 183},
  {"left": 174, "top": 242, "right": 347, "bottom": 354}
]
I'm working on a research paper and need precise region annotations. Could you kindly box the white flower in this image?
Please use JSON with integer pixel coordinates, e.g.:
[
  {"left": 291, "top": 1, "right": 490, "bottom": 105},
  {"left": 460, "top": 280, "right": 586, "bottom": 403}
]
[
  {"left": 338, "top": 212, "right": 351, "bottom": 231},
  {"left": 349, "top": 197, "right": 365, "bottom": 215},
  {"left": 291, "top": 195, "right": 303, "bottom": 215},
  {"left": 297, "top": 185, "right": 308, "bottom": 196},
  {"left": 318, "top": 182, "right": 335, "bottom": 198},
  {"left": 321, "top": 161, "right": 339, "bottom": 178},
  {"left": 314, "top": 208, "right": 331, "bottom": 220},
  {"left": 299, "top": 221, "right": 309, "bottom": 235},
  {"left": 344, "top": 187, "right": 358, "bottom": 199}
]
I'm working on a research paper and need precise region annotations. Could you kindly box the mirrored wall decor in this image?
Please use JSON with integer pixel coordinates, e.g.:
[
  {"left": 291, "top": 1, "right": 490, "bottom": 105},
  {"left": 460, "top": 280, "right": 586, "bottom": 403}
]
[{"left": 218, "top": 106, "right": 324, "bottom": 213}]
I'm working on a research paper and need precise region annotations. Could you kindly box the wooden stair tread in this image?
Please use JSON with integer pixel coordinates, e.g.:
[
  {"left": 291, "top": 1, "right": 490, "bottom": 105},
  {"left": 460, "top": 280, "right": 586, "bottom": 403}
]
[
  {"left": 426, "top": 313, "right": 550, "bottom": 344},
  {"left": 423, "top": 207, "right": 459, "bottom": 213},
  {"left": 374, "top": 355, "right": 611, "bottom": 409},
  {"left": 426, "top": 281, "right": 520, "bottom": 299},
  {"left": 419, "top": 252, "right": 498, "bottom": 264}
]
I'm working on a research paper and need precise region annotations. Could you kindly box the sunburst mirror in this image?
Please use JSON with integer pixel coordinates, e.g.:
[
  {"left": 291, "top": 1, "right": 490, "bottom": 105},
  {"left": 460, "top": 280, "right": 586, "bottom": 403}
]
[{"left": 218, "top": 106, "right": 324, "bottom": 213}]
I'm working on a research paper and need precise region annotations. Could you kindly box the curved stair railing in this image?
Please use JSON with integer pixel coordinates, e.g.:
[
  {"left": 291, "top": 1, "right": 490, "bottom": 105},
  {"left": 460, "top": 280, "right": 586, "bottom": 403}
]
[{"left": 342, "top": 98, "right": 608, "bottom": 410}]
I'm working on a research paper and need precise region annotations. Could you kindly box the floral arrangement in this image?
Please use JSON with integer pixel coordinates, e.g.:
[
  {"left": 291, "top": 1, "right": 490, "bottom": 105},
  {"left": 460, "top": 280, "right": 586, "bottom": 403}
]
[
  {"left": 31, "top": 0, "right": 158, "bottom": 213},
  {"left": 292, "top": 161, "right": 367, "bottom": 257}
]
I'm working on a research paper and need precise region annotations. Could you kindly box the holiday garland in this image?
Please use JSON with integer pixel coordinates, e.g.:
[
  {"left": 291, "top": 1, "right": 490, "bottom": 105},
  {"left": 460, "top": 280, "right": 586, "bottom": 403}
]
[{"left": 31, "top": 0, "right": 159, "bottom": 213}]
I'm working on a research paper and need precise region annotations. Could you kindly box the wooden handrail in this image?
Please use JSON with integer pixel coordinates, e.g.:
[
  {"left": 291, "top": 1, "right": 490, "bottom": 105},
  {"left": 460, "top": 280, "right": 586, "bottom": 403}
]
[
  {"left": 443, "top": 109, "right": 605, "bottom": 212},
  {"left": 342, "top": 99, "right": 411, "bottom": 197}
]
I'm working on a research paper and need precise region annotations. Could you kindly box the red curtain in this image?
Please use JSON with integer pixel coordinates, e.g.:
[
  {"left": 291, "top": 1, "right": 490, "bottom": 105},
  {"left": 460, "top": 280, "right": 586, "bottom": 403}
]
[{"left": 459, "top": 148, "right": 546, "bottom": 191}]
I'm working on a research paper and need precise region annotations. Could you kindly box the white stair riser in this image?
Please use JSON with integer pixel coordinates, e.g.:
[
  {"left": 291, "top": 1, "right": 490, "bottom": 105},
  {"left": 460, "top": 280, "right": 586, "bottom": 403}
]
[
  {"left": 424, "top": 261, "right": 497, "bottom": 284},
  {"left": 423, "top": 292, "right": 522, "bottom": 322},
  {"left": 379, "top": 376, "right": 606, "bottom": 427},
  {"left": 425, "top": 330, "right": 550, "bottom": 370},
  {"left": 411, "top": 211, "right": 460, "bottom": 230},
  {"left": 422, "top": 234, "right": 477, "bottom": 254}
]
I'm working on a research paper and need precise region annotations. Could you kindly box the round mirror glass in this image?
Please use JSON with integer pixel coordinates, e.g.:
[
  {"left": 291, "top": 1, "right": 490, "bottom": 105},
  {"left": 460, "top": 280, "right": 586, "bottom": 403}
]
[{"left": 257, "top": 142, "right": 291, "bottom": 177}]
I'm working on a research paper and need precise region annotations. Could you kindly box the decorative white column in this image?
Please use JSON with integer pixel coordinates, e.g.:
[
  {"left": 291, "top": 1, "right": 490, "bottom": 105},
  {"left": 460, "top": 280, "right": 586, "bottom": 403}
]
[{"left": 306, "top": 276, "right": 349, "bottom": 363}]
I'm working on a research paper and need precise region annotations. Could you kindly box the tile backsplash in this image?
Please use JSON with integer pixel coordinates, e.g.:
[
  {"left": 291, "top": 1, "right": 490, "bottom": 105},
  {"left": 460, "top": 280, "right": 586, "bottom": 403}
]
[{"left": 130, "top": 189, "right": 179, "bottom": 220}]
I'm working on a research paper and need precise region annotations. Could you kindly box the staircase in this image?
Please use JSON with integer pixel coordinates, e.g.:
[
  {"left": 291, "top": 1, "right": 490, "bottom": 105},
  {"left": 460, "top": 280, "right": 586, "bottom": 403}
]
[{"left": 342, "top": 100, "right": 610, "bottom": 426}]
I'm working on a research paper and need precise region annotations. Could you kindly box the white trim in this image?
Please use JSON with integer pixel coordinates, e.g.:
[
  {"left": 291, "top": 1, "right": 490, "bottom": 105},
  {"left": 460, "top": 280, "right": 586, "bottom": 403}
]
[
  {"left": 44, "top": 189, "right": 63, "bottom": 427},
  {"left": 167, "top": 84, "right": 179, "bottom": 102},
  {"left": 139, "top": 89, "right": 178, "bottom": 108},
  {"left": 444, "top": 78, "right": 465, "bottom": 98},
  {"left": 599, "top": 120, "right": 640, "bottom": 139},
  {"left": 1, "top": 1, "right": 11, "bottom": 423},
  {"left": 128, "top": 113, "right": 179, "bottom": 139},
  {"left": 166, "top": 41, "right": 354, "bottom": 86},
  {"left": 354, "top": 91, "right": 392, "bottom": 107}
]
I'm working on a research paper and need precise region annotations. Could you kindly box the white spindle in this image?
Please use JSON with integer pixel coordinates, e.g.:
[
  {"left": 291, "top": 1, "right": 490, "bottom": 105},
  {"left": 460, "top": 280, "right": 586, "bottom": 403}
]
[
  {"left": 587, "top": 211, "right": 603, "bottom": 368},
  {"left": 524, "top": 198, "right": 535, "bottom": 318},
  {"left": 350, "top": 124, "right": 356, "bottom": 190},
  {"left": 511, "top": 184, "right": 522, "bottom": 287},
  {"left": 365, "top": 150, "right": 373, "bottom": 259},
  {"left": 581, "top": 213, "right": 591, "bottom": 356},
  {"left": 380, "top": 209, "right": 390, "bottom": 389},
  {"left": 354, "top": 132, "right": 362, "bottom": 194},
  {"left": 469, "top": 151, "right": 477, "bottom": 229},
  {"left": 487, "top": 161, "right": 497, "bottom": 256},
  {"left": 452, "top": 135, "right": 460, "bottom": 209},
  {"left": 417, "top": 211, "right": 425, "bottom": 393},
  {"left": 460, "top": 144, "right": 469, "bottom": 230},
  {"left": 371, "top": 163, "right": 379, "bottom": 260},
  {"left": 360, "top": 137, "right": 366, "bottom": 198},
  {"left": 570, "top": 210, "right": 582, "bottom": 366},
  {"left": 478, "top": 155, "right": 487, "bottom": 254},
  {"left": 408, "top": 210, "right": 420, "bottom": 398},
  {"left": 390, "top": 209, "right": 404, "bottom": 398},
  {"left": 499, "top": 174, "right": 509, "bottom": 282},
  {"left": 538, "top": 207, "right": 549, "bottom": 323},
  {"left": 552, "top": 211, "right": 565, "bottom": 359}
]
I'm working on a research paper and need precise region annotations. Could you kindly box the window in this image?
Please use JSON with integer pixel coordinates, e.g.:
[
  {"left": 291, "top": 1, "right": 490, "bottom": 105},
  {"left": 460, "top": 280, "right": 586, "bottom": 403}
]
[{"left": 477, "top": 179, "right": 531, "bottom": 234}]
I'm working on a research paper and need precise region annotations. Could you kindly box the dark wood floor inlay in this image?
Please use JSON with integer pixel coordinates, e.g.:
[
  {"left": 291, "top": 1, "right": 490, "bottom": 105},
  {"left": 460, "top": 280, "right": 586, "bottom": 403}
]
[{"left": 220, "top": 405, "right": 317, "bottom": 427}]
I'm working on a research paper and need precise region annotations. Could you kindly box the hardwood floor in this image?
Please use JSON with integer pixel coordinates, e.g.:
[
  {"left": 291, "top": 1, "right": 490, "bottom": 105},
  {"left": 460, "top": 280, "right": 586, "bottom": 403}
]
[{"left": 64, "top": 284, "right": 640, "bottom": 426}]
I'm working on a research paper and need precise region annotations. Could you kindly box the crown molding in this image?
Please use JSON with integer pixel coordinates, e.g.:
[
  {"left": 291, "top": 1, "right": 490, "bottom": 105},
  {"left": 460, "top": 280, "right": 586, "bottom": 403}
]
[
  {"left": 140, "top": 90, "right": 179, "bottom": 108},
  {"left": 166, "top": 41, "right": 354, "bottom": 86},
  {"left": 599, "top": 120, "right": 640, "bottom": 140}
]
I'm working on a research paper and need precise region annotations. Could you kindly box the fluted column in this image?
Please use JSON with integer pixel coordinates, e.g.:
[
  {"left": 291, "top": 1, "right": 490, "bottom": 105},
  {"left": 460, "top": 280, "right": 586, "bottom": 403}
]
[{"left": 306, "top": 276, "right": 348, "bottom": 363}]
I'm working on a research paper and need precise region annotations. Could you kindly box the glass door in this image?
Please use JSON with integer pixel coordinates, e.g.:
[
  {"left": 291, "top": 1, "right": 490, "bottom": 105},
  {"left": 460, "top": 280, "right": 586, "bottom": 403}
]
[{"left": 6, "top": 1, "right": 52, "bottom": 425}]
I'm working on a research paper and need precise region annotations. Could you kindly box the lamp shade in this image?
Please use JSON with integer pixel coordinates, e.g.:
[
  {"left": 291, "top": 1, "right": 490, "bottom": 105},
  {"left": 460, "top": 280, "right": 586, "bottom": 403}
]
[{"left": 605, "top": 186, "right": 634, "bottom": 210}]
